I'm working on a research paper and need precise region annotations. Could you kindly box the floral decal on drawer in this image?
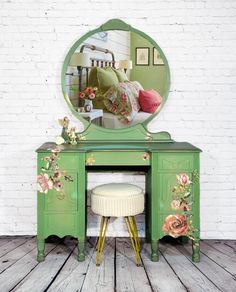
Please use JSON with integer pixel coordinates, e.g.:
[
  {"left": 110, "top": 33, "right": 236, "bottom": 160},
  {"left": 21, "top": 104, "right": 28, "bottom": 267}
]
[
  {"left": 162, "top": 172, "right": 199, "bottom": 240},
  {"left": 37, "top": 146, "right": 73, "bottom": 194}
]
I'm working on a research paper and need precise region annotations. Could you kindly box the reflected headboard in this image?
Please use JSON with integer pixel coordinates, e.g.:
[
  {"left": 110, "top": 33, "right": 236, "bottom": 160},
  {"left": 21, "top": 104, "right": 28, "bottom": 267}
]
[
  {"left": 80, "top": 44, "right": 115, "bottom": 68},
  {"left": 80, "top": 44, "right": 116, "bottom": 90}
]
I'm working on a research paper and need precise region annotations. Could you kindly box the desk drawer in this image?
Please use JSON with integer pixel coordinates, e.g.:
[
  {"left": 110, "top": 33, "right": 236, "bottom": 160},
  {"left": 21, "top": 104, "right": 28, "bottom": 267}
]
[
  {"left": 157, "top": 153, "right": 194, "bottom": 171},
  {"left": 38, "top": 153, "right": 78, "bottom": 170},
  {"left": 86, "top": 151, "right": 150, "bottom": 166}
]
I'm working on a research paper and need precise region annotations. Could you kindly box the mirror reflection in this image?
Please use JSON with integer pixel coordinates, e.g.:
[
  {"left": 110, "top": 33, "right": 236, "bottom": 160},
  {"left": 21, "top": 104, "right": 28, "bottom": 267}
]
[{"left": 65, "top": 30, "right": 168, "bottom": 129}]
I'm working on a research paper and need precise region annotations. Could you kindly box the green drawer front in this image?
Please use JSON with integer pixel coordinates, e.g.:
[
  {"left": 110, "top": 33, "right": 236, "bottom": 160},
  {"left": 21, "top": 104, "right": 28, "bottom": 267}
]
[
  {"left": 38, "top": 153, "right": 78, "bottom": 170},
  {"left": 158, "top": 153, "right": 194, "bottom": 171},
  {"left": 86, "top": 151, "right": 150, "bottom": 166}
]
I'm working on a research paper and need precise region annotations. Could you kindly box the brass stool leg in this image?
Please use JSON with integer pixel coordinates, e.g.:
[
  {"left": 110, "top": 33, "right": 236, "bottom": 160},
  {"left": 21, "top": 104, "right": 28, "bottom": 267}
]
[
  {"left": 97, "top": 216, "right": 105, "bottom": 255},
  {"left": 131, "top": 216, "right": 140, "bottom": 252},
  {"left": 96, "top": 216, "right": 110, "bottom": 266},
  {"left": 125, "top": 216, "right": 141, "bottom": 266}
]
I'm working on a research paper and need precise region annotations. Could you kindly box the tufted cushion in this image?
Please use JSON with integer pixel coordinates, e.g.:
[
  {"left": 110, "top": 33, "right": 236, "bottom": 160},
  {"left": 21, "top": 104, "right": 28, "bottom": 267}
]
[{"left": 91, "top": 183, "right": 144, "bottom": 217}]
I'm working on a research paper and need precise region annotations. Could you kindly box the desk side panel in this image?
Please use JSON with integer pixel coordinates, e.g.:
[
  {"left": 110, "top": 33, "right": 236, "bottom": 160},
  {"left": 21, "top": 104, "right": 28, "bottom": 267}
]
[{"left": 37, "top": 152, "right": 81, "bottom": 239}]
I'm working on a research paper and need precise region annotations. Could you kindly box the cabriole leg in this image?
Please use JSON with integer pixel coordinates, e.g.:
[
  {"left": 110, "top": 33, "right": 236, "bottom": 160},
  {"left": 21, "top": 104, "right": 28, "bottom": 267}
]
[
  {"left": 37, "top": 238, "right": 45, "bottom": 262},
  {"left": 192, "top": 238, "right": 200, "bottom": 262},
  {"left": 151, "top": 240, "right": 159, "bottom": 262},
  {"left": 78, "top": 238, "right": 85, "bottom": 262}
]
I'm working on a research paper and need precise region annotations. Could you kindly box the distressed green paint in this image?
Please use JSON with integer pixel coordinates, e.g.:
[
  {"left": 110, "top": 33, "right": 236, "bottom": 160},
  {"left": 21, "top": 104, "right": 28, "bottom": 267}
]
[
  {"left": 61, "top": 18, "right": 171, "bottom": 135},
  {"left": 37, "top": 141, "right": 201, "bottom": 262}
]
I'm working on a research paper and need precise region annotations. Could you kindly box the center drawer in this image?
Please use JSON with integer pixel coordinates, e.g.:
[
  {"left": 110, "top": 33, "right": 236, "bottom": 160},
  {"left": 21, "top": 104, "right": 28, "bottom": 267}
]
[{"left": 85, "top": 151, "right": 150, "bottom": 166}]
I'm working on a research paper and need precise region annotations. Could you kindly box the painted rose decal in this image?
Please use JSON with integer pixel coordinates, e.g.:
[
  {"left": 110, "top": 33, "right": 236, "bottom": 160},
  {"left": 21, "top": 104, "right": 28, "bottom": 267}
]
[
  {"left": 37, "top": 147, "right": 73, "bottom": 195},
  {"left": 162, "top": 172, "right": 199, "bottom": 240},
  {"left": 176, "top": 173, "right": 190, "bottom": 186},
  {"left": 162, "top": 214, "right": 188, "bottom": 237},
  {"left": 37, "top": 173, "right": 53, "bottom": 194}
]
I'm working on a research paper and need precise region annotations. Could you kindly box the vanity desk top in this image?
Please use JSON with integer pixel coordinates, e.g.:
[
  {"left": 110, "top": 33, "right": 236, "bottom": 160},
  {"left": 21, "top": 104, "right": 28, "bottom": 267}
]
[{"left": 37, "top": 141, "right": 201, "bottom": 153}]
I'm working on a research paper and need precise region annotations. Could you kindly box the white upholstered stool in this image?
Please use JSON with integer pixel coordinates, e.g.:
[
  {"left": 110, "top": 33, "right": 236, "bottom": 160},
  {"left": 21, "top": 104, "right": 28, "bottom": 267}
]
[{"left": 91, "top": 183, "right": 144, "bottom": 266}]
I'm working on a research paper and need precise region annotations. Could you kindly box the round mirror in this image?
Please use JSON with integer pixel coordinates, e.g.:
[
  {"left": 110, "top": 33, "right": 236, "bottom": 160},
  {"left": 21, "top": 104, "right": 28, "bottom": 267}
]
[{"left": 62, "top": 19, "right": 170, "bottom": 130}]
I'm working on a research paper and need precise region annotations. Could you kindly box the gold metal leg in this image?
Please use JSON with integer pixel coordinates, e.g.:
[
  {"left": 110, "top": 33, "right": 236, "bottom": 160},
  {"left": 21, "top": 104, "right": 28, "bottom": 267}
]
[
  {"left": 96, "top": 216, "right": 110, "bottom": 266},
  {"left": 131, "top": 216, "right": 141, "bottom": 252},
  {"left": 125, "top": 216, "right": 141, "bottom": 266}
]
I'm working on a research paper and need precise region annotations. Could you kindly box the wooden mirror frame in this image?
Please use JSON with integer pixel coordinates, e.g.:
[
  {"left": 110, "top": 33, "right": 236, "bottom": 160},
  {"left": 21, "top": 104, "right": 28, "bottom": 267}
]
[{"left": 61, "top": 19, "right": 171, "bottom": 141}]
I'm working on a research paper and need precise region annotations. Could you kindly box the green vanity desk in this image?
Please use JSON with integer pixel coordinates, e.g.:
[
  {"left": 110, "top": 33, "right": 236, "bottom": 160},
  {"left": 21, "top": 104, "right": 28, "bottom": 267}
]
[{"left": 36, "top": 139, "right": 201, "bottom": 262}]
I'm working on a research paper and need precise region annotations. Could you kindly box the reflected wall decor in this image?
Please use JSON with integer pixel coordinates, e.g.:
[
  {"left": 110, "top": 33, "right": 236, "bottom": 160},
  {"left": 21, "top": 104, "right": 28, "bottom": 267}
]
[
  {"left": 135, "top": 47, "right": 150, "bottom": 66},
  {"left": 153, "top": 47, "right": 164, "bottom": 65}
]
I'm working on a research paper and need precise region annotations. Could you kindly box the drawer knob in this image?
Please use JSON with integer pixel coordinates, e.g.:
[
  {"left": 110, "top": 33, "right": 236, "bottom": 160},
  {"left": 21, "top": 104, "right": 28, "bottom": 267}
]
[{"left": 142, "top": 152, "right": 150, "bottom": 161}]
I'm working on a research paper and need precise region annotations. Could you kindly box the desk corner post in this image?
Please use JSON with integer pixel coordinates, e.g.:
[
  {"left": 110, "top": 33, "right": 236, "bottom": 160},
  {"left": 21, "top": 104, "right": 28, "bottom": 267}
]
[
  {"left": 150, "top": 152, "right": 159, "bottom": 262},
  {"left": 77, "top": 152, "right": 86, "bottom": 262}
]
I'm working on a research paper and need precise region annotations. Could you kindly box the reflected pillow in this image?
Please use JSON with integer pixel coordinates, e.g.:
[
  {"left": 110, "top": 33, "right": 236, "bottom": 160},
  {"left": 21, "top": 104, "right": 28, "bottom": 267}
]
[
  {"left": 97, "top": 67, "right": 119, "bottom": 93},
  {"left": 112, "top": 68, "right": 129, "bottom": 82},
  {"left": 138, "top": 89, "right": 162, "bottom": 113},
  {"left": 88, "top": 67, "right": 99, "bottom": 88}
]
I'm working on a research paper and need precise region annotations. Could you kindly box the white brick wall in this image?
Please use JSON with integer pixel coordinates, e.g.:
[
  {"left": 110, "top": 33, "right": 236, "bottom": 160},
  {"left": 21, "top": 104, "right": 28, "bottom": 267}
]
[{"left": 0, "top": 0, "right": 235, "bottom": 239}]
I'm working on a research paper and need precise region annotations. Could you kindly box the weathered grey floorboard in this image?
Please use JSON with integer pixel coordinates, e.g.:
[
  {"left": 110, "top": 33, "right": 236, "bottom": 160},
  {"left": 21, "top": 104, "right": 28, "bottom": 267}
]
[
  {"left": 224, "top": 240, "right": 236, "bottom": 251},
  {"left": 159, "top": 243, "right": 221, "bottom": 292},
  {"left": 204, "top": 240, "right": 236, "bottom": 257},
  {"left": 116, "top": 238, "right": 152, "bottom": 292},
  {"left": 177, "top": 243, "right": 236, "bottom": 292},
  {"left": 0, "top": 236, "right": 15, "bottom": 248},
  {"left": 12, "top": 244, "right": 75, "bottom": 292},
  {"left": 81, "top": 238, "right": 115, "bottom": 292},
  {"left": 0, "top": 237, "right": 36, "bottom": 274},
  {"left": 141, "top": 243, "right": 187, "bottom": 292},
  {"left": 0, "top": 236, "right": 31, "bottom": 258},
  {"left": 0, "top": 243, "right": 57, "bottom": 292},
  {"left": 200, "top": 241, "right": 236, "bottom": 276},
  {"left": 47, "top": 238, "right": 96, "bottom": 292},
  {"left": 0, "top": 237, "right": 235, "bottom": 292}
]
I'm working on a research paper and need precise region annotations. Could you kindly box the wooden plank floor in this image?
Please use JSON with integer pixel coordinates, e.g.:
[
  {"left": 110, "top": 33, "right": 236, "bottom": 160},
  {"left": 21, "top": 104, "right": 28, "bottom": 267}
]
[{"left": 0, "top": 236, "right": 236, "bottom": 292}]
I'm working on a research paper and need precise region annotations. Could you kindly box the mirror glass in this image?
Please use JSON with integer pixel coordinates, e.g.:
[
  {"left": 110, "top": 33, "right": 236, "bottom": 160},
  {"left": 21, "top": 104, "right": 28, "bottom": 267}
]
[{"left": 64, "top": 29, "right": 169, "bottom": 129}]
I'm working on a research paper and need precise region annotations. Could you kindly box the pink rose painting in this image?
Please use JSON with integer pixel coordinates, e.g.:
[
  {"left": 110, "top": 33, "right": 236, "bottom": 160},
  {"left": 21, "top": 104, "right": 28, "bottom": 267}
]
[
  {"left": 162, "top": 172, "right": 197, "bottom": 239},
  {"left": 176, "top": 173, "right": 190, "bottom": 186},
  {"left": 171, "top": 200, "right": 181, "bottom": 211},
  {"left": 162, "top": 214, "right": 189, "bottom": 237},
  {"left": 37, "top": 173, "right": 53, "bottom": 194}
]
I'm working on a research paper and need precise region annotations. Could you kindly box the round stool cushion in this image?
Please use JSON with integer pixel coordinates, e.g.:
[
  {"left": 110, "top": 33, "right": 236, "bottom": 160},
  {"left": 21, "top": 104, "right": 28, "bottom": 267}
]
[{"left": 91, "top": 183, "right": 144, "bottom": 217}]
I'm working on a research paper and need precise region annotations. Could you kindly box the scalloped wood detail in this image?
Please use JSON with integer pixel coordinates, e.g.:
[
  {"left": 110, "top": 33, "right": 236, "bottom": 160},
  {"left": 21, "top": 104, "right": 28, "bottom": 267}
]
[{"left": 101, "top": 18, "right": 131, "bottom": 31}]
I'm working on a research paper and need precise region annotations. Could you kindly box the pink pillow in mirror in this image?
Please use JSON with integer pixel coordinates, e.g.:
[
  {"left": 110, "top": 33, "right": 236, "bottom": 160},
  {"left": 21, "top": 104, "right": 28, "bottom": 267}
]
[{"left": 138, "top": 89, "right": 162, "bottom": 113}]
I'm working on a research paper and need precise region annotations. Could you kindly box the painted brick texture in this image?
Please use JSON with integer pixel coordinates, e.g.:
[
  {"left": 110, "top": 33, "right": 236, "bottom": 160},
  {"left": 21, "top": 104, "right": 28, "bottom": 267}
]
[{"left": 0, "top": 0, "right": 235, "bottom": 239}]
